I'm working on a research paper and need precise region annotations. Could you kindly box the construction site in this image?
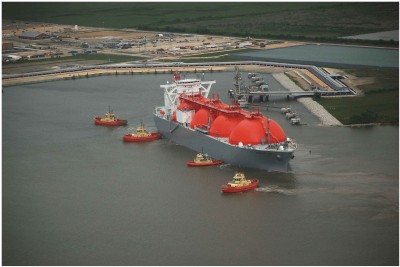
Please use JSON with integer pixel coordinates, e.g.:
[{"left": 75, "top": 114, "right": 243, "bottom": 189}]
[
  {"left": 2, "top": 20, "right": 307, "bottom": 71},
  {"left": 3, "top": 19, "right": 301, "bottom": 63}
]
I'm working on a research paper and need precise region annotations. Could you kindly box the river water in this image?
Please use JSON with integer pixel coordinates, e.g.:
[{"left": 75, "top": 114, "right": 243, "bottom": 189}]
[
  {"left": 3, "top": 73, "right": 398, "bottom": 265},
  {"left": 234, "top": 44, "right": 399, "bottom": 68}
]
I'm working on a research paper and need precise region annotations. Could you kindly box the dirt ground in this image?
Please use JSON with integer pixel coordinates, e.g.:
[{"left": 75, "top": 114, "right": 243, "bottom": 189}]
[
  {"left": 284, "top": 71, "right": 313, "bottom": 90},
  {"left": 263, "top": 41, "right": 304, "bottom": 50},
  {"left": 1, "top": 19, "right": 343, "bottom": 92},
  {"left": 324, "top": 67, "right": 373, "bottom": 96},
  {"left": 2, "top": 19, "right": 93, "bottom": 36},
  {"left": 3, "top": 19, "right": 304, "bottom": 62},
  {"left": 2, "top": 59, "right": 110, "bottom": 74},
  {"left": 73, "top": 30, "right": 150, "bottom": 39}
]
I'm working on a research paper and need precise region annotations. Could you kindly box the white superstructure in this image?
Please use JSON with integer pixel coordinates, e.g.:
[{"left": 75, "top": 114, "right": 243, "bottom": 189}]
[{"left": 160, "top": 73, "right": 215, "bottom": 116}]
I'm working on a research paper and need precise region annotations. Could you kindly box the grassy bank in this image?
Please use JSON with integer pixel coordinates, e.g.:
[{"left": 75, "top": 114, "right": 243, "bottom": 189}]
[
  {"left": 3, "top": 2, "right": 398, "bottom": 46},
  {"left": 317, "top": 68, "right": 399, "bottom": 125},
  {"left": 161, "top": 49, "right": 256, "bottom": 63},
  {"left": 3, "top": 53, "right": 143, "bottom": 65},
  {"left": 3, "top": 53, "right": 145, "bottom": 74}
]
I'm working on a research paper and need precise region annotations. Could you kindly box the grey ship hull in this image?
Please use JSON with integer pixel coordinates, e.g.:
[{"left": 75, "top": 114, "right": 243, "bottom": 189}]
[{"left": 154, "top": 115, "right": 294, "bottom": 172}]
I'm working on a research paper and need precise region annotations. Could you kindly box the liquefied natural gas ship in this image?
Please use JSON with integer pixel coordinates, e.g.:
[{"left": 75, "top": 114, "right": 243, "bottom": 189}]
[{"left": 153, "top": 73, "right": 297, "bottom": 172}]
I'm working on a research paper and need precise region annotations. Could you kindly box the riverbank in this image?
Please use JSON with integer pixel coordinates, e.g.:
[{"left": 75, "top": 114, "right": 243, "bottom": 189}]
[
  {"left": 1, "top": 64, "right": 296, "bottom": 87},
  {"left": 2, "top": 66, "right": 227, "bottom": 87},
  {"left": 273, "top": 73, "right": 343, "bottom": 126},
  {"left": 3, "top": 64, "right": 345, "bottom": 127}
]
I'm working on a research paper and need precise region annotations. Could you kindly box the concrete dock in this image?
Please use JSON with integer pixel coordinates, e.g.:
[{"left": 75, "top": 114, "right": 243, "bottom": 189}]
[{"left": 273, "top": 73, "right": 343, "bottom": 126}]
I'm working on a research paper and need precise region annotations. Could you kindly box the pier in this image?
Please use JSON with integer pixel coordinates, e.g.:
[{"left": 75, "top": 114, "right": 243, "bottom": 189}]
[{"left": 247, "top": 89, "right": 351, "bottom": 98}]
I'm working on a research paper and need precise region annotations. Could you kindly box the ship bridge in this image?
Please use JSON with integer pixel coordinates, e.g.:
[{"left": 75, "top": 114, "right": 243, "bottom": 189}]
[{"left": 161, "top": 77, "right": 216, "bottom": 113}]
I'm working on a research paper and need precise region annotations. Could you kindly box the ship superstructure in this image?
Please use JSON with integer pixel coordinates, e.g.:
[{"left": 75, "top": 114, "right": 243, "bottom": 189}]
[{"left": 154, "top": 73, "right": 297, "bottom": 172}]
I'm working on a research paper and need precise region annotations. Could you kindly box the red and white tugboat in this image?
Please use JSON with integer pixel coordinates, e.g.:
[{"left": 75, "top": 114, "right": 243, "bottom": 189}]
[
  {"left": 187, "top": 152, "right": 223, "bottom": 167},
  {"left": 95, "top": 106, "right": 127, "bottom": 126},
  {"left": 123, "top": 122, "right": 161, "bottom": 142},
  {"left": 221, "top": 172, "right": 259, "bottom": 193}
]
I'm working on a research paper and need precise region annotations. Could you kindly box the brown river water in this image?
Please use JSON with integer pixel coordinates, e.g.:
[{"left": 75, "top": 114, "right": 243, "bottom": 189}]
[{"left": 3, "top": 73, "right": 398, "bottom": 265}]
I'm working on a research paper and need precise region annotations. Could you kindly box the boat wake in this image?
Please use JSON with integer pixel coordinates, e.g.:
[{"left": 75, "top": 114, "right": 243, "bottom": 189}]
[
  {"left": 255, "top": 186, "right": 295, "bottom": 195},
  {"left": 219, "top": 163, "right": 233, "bottom": 169}
]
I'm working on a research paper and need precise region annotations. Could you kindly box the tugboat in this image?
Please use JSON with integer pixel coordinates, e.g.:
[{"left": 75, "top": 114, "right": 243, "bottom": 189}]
[
  {"left": 221, "top": 172, "right": 259, "bottom": 193},
  {"left": 95, "top": 106, "right": 127, "bottom": 126},
  {"left": 123, "top": 122, "right": 161, "bottom": 142},
  {"left": 187, "top": 152, "right": 224, "bottom": 167}
]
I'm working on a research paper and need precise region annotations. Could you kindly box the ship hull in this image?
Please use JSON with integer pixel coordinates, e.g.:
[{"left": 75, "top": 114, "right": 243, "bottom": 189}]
[
  {"left": 154, "top": 115, "right": 294, "bottom": 172},
  {"left": 221, "top": 179, "right": 259, "bottom": 193},
  {"left": 123, "top": 133, "right": 161, "bottom": 142},
  {"left": 95, "top": 118, "right": 127, "bottom": 126},
  {"left": 187, "top": 160, "right": 224, "bottom": 167}
]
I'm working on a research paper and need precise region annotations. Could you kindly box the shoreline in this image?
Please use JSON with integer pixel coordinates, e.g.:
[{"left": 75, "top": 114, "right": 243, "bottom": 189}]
[
  {"left": 342, "top": 122, "right": 398, "bottom": 127},
  {"left": 2, "top": 66, "right": 228, "bottom": 87},
  {"left": 3, "top": 65, "right": 396, "bottom": 128},
  {"left": 272, "top": 72, "right": 343, "bottom": 127}
]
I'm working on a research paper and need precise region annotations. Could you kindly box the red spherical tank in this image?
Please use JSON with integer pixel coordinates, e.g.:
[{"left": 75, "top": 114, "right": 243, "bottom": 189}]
[
  {"left": 261, "top": 117, "right": 287, "bottom": 143},
  {"left": 229, "top": 117, "right": 287, "bottom": 145},
  {"left": 209, "top": 114, "right": 242, "bottom": 137},
  {"left": 190, "top": 108, "right": 213, "bottom": 128},
  {"left": 177, "top": 102, "right": 192, "bottom": 110}
]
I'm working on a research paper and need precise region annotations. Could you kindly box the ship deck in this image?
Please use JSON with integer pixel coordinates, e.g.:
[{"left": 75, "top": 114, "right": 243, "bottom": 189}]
[{"left": 154, "top": 108, "right": 297, "bottom": 153}]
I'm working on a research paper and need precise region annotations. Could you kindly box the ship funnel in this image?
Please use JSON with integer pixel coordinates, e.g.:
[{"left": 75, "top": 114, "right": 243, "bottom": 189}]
[{"left": 174, "top": 72, "right": 181, "bottom": 81}]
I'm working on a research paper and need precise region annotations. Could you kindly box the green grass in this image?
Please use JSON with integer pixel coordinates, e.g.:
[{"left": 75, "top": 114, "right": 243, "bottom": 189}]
[
  {"left": 317, "top": 68, "right": 399, "bottom": 125},
  {"left": 3, "top": 2, "right": 398, "bottom": 44},
  {"left": 343, "top": 68, "right": 399, "bottom": 93},
  {"left": 63, "top": 53, "right": 144, "bottom": 63},
  {"left": 3, "top": 53, "right": 144, "bottom": 65},
  {"left": 318, "top": 92, "right": 399, "bottom": 124},
  {"left": 163, "top": 49, "right": 256, "bottom": 63}
]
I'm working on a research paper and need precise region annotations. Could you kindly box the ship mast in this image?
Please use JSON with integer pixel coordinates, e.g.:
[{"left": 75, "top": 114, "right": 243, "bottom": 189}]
[
  {"left": 233, "top": 66, "right": 242, "bottom": 95},
  {"left": 267, "top": 117, "right": 271, "bottom": 145}
]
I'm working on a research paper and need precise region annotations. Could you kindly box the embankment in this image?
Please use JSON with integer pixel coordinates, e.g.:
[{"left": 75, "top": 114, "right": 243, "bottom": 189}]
[{"left": 273, "top": 73, "right": 343, "bottom": 126}]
